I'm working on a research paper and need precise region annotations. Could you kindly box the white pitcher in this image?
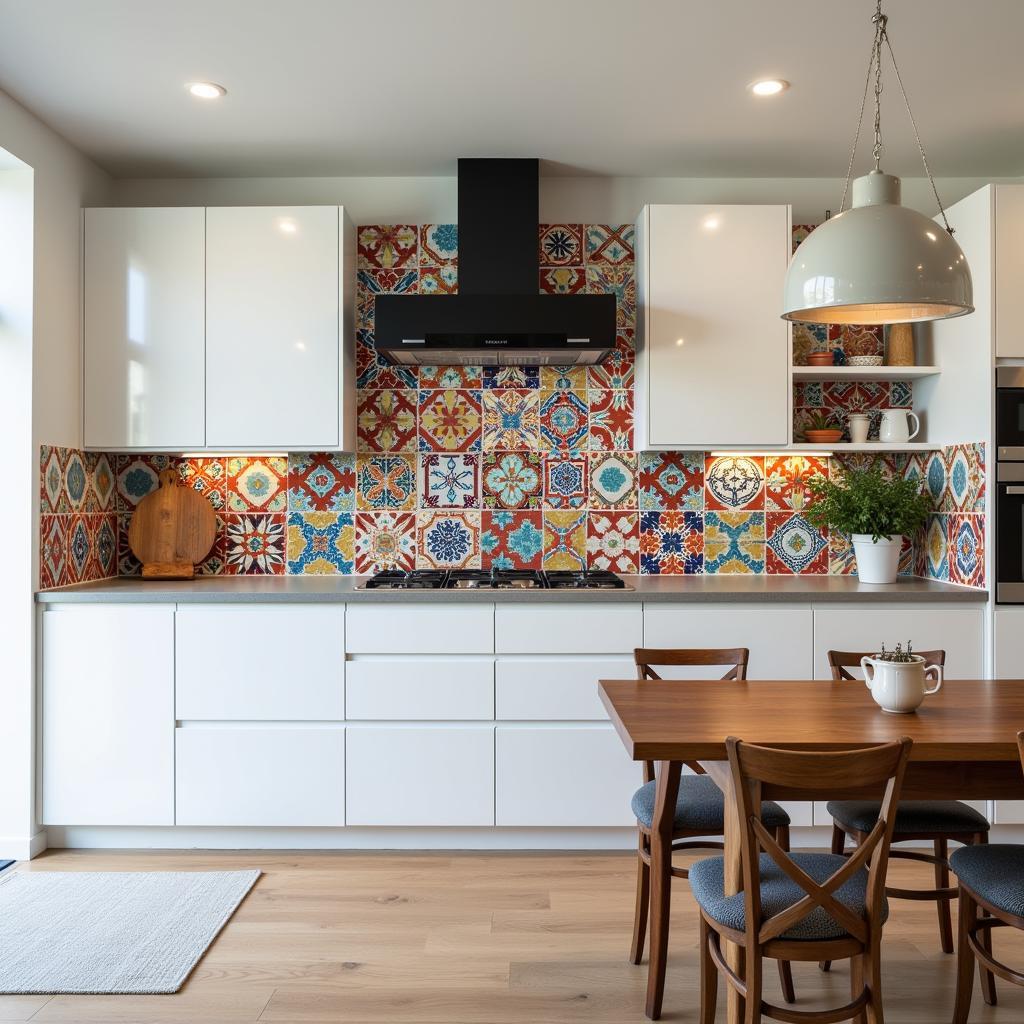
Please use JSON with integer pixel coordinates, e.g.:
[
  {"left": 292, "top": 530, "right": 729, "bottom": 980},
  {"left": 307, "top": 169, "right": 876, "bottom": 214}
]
[
  {"left": 860, "top": 654, "right": 942, "bottom": 713},
  {"left": 878, "top": 408, "right": 921, "bottom": 443}
]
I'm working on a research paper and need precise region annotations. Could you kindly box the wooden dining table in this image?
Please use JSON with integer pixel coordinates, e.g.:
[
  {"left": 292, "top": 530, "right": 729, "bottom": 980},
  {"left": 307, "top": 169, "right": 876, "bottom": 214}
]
[{"left": 599, "top": 677, "right": 1024, "bottom": 1023}]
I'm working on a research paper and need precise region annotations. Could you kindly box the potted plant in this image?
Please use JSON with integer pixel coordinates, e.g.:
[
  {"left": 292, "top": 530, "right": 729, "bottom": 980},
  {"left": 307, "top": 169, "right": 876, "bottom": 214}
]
[
  {"left": 801, "top": 411, "right": 844, "bottom": 444},
  {"left": 806, "top": 466, "right": 933, "bottom": 584}
]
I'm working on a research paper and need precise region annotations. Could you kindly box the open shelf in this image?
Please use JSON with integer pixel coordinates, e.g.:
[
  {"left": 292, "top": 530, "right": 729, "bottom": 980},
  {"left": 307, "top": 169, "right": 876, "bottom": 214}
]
[
  {"left": 794, "top": 442, "right": 934, "bottom": 453},
  {"left": 792, "top": 365, "right": 940, "bottom": 383}
]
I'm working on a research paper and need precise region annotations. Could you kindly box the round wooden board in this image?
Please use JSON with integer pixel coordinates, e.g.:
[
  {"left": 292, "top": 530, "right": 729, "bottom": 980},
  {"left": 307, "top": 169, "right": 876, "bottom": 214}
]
[{"left": 127, "top": 469, "right": 217, "bottom": 578}]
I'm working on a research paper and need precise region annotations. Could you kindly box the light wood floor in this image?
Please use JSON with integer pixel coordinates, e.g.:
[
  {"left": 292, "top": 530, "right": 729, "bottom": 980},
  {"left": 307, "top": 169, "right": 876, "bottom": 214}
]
[{"left": 3, "top": 849, "right": 1023, "bottom": 1023}]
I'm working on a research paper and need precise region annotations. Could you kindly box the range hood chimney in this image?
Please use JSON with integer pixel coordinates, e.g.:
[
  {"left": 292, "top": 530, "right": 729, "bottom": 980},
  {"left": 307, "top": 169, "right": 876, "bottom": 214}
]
[{"left": 374, "top": 159, "right": 616, "bottom": 366}]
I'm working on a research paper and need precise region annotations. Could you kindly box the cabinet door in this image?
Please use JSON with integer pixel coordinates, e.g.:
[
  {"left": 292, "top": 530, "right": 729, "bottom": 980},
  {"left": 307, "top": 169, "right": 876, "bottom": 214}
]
[
  {"left": 346, "top": 603, "right": 494, "bottom": 654},
  {"left": 346, "top": 726, "right": 494, "bottom": 825},
  {"left": 206, "top": 206, "right": 340, "bottom": 449},
  {"left": 637, "top": 205, "right": 790, "bottom": 449},
  {"left": 996, "top": 186, "right": 1024, "bottom": 358},
  {"left": 495, "top": 603, "right": 642, "bottom": 654},
  {"left": 84, "top": 208, "right": 205, "bottom": 449},
  {"left": 346, "top": 658, "right": 494, "bottom": 720},
  {"left": 176, "top": 726, "right": 344, "bottom": 826},
  {"left": 42, "top": 606, "right": 174, "bottom": 824},
  {"left": 495, "top": 657, "right": 635, "bottom": 720}
]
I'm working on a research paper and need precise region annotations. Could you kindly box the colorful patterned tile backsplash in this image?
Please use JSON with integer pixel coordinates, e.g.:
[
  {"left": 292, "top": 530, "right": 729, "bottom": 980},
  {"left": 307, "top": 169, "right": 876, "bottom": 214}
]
[{"left": 37, "top": 223, "right": 988, "bottom": 589}]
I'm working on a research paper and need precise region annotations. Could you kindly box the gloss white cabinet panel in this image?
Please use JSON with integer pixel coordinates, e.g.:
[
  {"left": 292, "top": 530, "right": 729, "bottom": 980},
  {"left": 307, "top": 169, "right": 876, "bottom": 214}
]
[
  {"left": 995, "top": 186, "right": 1024, "bottom": 358},
  {"left": 83, "top": 207, "right": 205, "bottom": 450},
  {"left": 205, "top": 206, "right": 344, "bottom": 449},
  {"left": 495, "top": 603, "right": 642, "bottom": 654},
  {"left": 346, "top": 658, "right": 494, "bottom": 720},
  {"left": 495, "top": 658, "right": 635, "bottom": 720},
  {"left": 175, "top": 605, "right": 344, "bottom": 720},
  {"left": 346, "top": 726, "right": 494, "bottom": 826},
  {"left": 496, "top": 726, "right": 640, "bottom": 826},
  {"left": 42, "top": 606, "right": 174, "bottom": 825},
  {"left": 635, "top": 204, "right": 790, "bottom": 449},
  {"left": 994, "top": 607, "right": 1024, "bottom": 679},
  {"left": 175, "top": 727, "right": 344, "bottom": 826},
  {"left": 346, "top": 603, "right": 494, "bottom": 654},
  {"left": 643, "top": 605, "right": 813, "bottom": 679}
]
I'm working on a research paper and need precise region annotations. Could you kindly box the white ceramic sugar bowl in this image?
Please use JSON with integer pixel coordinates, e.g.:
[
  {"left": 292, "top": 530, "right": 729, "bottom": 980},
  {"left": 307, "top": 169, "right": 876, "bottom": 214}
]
[{"left": 860, "top": 654, "right": 943, "bottom": 714}]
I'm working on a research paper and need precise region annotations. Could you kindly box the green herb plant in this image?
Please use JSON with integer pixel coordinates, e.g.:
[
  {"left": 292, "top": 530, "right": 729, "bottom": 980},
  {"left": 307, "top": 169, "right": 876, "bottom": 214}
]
[
  {"left": 805, "top": 467, "right": 933, "bottom": 542},
  {"left": 802, "top": 410, "right": 841, "bottom": 433}
]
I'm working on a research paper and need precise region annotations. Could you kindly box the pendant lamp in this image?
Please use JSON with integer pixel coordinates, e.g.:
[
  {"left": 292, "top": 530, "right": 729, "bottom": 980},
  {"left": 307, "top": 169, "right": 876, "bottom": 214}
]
[{"left": 782, "top": 1, "right": 973, "bottom": 325}]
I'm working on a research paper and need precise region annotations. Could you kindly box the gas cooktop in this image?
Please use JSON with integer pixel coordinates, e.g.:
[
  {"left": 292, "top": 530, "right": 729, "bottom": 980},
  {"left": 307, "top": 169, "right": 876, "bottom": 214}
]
[{"left": 356, "top": 569, "right": 632, "bottom": 591}]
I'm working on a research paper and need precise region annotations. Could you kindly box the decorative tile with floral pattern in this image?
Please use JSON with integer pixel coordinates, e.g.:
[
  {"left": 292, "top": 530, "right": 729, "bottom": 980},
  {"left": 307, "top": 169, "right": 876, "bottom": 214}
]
[
  {"left": 419, "top": 265, "right": 458, "bottom": 294},
  {"left": 585, "top": 224, "right": 634, "bottom": 265},
  {"left": 638, "top": 452, "right": 703, "bottom": 511},
  {"left": 639, "top": 510, "right": 702, "bottom": 575},
  {"left": 948, "top": 513, "right": 985, "bottom": 587},
  {"left": 227, "top": 457, "right": 288, "bottom": 512},
  {"left": 542, "top": 511, "right": 587, "bottom": 570},
  {"left": 828, "top": 531, "right": 857, "bottom": 576},
  {"left": 416, "top": 510, "right": 481, "bottom": 569},
  {"left": 704, "top": 511, "right": 765, "bottom": 574},
  {"left": 481, "top": 510, "right": 544, "bottom": 570},
  {"left": 419, "top": 224, "right": 458, "bottom": 266},
  {"left": 921, "top": 514, "right": 949, "bottom": 579},
  {"left": 420, "top": 453, "right": 479, "bottom": 509},
  {"left": 357, "top": 225, "right": 418, "bottom": 269},
  {"left": 178, "top": 458, "right": 226, "bottom": 511},
  {"left": 357, "top": 389, "right": 418, "bottom": 452},
  {"left": 40, "top": 446, "right": 65, "bottom": 514},
  {"left": 482, "top": 389, "right": 539, "bottom": 451},
  {"left": 84, "top": 513, "right": 118, "bottom": 580},
  {"left": 481, "top": 451, "right": 542, "bottom": 510},
  {"left": 420, "top": 364, "right": 481, "bottom": 389},
  {"left": 588, "top": 390, "right": 633, "bottom": 450},
  {"left": 287, "top": 452, "right": 356, "bottom": 512},
  {"left": 543, "top": 455, "right": 588, "bottom": 510},
  {"left": 356, "top": 454, "right": 416, "bottom": 511},
  {"left": 588, "top": 452, "right": 637, "bottom": 509},
  {"left": 64, "top": 451, "right": 89, "bottom": 512},
  {"left": 87, "top": 453, "right": 116, "bottom": 512},
  {"left": 222, "top": 513, "right": 286, "bottom": 575},
  {"left": 354, "top": 511, "right": 415, "bottom": 574},
  {"left": 418, "top": 389, "right": 482, "bottom": 452},
  {"left": 115, "top": 454, "right": 172, "bottom": 511},
  {"left": 483, "top": 366, "right": 539, "bottom": 390},
  {"left": 39, "top": 514, "right": 70, "bottom": 588},
  {"left": 587, "top": 512, "right": 639, "bottom": 573},
  {"left": 765, "top": 455, "right": 828, "bottom": 512},
  {"left": 705, "top": 456, "right": 765, "bottom": 511},
  {"left": 538, "top": 224, "right": 583, "bottom": 266},
  {"left": 588, "top": 336, "right": 635, "bottom": 390},
  {"left": 540, "top": 391, "right": 589, "bottom": 451},
  {"left": 539, "top": 365, "right": 587, "bottom": 393},
  {"left": 66, "top": 514, "right": 91, "bottom": 582},
  {"left": 765, "top": 512, "right": 828, "bottom": 574},
  {"left": 924, "top": 451, "right": 947, "bottom": 507},
  {"left": 286, "top": 512, "right": 355, "bottom": 574},
  {"left": 539, "top": 267, "right": 586, "bottom": 294},
  {"left": 356, "top": 329, "right": 418, "bottom": 390}
]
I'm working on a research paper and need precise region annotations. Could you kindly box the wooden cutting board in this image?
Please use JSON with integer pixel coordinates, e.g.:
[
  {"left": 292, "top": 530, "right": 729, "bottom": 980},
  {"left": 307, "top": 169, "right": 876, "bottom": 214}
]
[{"left": 128, "top": 469, "right": 217, "bottom": 579}]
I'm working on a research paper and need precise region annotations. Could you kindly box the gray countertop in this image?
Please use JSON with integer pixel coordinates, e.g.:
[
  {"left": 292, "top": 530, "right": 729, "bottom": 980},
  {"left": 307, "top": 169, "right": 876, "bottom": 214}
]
[{"left": 35, "top": 575, "right": 988, "bottom": 604}]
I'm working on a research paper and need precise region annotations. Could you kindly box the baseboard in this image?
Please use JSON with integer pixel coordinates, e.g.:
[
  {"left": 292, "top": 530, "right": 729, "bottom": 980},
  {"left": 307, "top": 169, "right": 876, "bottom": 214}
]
[{"left": 0, "top": 829, "right": 48, "bottom": 861}]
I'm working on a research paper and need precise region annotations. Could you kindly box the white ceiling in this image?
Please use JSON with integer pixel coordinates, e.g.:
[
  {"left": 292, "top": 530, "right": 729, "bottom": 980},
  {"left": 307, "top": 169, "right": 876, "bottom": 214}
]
[{"left": 0, "top": 0, "right": 1022, "bottom": 180}]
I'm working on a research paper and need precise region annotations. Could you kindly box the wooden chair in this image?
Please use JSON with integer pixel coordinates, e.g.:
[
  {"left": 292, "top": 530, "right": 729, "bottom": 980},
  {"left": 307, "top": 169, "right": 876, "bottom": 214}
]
[
  {"left": 821, "top": 649, "right": 990, "bottom": 971},
  {"left": 694, "top": 735, "right": 913, "bottom": 1024},
  {"left": 950, "top": 730, "right": 1024, "bottom": 1022},
  {"left": 629, "top": 648, "right": 795, "bottom": 1004}
]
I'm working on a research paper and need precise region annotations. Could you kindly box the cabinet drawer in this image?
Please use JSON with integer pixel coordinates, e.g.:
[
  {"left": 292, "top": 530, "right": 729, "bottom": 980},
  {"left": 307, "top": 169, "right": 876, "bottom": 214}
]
[
  {"left": 175, "top": 727, "right": 345, "bottom": 826},
  {"left": 495, "top": 658, "right": 634, "bottom": 720},
  {"left": 175, "top": 605, "right": 344, "bottom": 719},
  {"left": 346, "top": 604, "right": 494, "bottom": 654},
  {"left": 495, "top": 604, "right": 642, "bottom": 654},
  {"left": 495, "top": 726, "right": 641, "bottom": 826},
  {"left": 346, "top": 726, "right": 494, "bottom": 825},
  {"left": 346, "top": 659, "right": 494, "bottom": 720}
]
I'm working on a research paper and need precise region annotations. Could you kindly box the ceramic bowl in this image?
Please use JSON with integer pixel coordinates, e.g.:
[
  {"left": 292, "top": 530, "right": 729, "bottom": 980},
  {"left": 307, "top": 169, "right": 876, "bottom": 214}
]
[{"left": 847, "top": 355, "right": 884, "bottom": 366}]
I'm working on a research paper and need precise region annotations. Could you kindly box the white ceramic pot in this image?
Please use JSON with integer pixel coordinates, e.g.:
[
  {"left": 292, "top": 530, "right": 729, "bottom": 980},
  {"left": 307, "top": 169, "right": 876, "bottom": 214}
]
[
  {"left": 861, "top": 654, "right": 943, "bottom": 714},
  {"left": 852, "top": 533, "right": 902, "bottom": 584},
  {"left": 878, "top": 408, "right": 921, "bottom": 443},
  {"left": 848, "top": 413, "right": 871, "bottom": 444}
]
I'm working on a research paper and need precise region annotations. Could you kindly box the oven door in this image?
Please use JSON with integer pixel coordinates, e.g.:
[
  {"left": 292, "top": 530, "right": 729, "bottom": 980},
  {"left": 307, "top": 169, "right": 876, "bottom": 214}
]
[
  {"left": 996, "top": 385, "right": 1024, "bottom": 456},
  {"left": 997, "top": 462, "right": 1024, "bottom": 602}
]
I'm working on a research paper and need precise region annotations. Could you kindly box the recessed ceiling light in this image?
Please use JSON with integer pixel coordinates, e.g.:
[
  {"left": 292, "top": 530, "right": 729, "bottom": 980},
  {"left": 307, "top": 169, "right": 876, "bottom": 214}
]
[
  {"left": 748, "top": 78, "right": 789, "bottom": 97},
  {"left": 187, "top": 82, "right": 226, "bottom": 100}
]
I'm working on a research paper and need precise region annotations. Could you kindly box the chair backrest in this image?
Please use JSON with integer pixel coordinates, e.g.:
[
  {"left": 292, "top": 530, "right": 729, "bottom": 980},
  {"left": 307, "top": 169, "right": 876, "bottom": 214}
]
[
  {"left": 827, "top": 649, "right": 945, "bottom": 681},
  {"left": 1018, "top": 731, "right": 1024, "bottom": 774},
  {"left": 634, "top": 647, "right": 750, "bottom": 682},
  {"left": 727, "top": 735, "right": 913, "bottom": 949}
]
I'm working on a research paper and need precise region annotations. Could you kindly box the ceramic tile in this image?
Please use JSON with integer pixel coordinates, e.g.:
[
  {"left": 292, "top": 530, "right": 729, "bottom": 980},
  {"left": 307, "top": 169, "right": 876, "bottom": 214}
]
[
  {"left": 829, "top": 323, "right": 884, "bottom": 357},
  {"left": 357, "top": 267, "right": 419, "bottom": 297},
  {"left": 420, "top": 453, "right": 480, "bottom": 509},
  {"left": 357, "top": 225, "right": 418, "bottom": 269},
  {"left": 177, "top": 457, "right": 226, "bottom": 511},
  {"left": 481, "top": 451, "right": 542, "bottom": 510},
  {"left": 483, "top": 366, "right": 539, "bottom": 390},
  {"left": 587, "top": 389, "right": 633, "bottom": 450},
  {"left": 357, "top": 388, "right": 418, "bottom": 452},
  {"left": 587, "top": 334, "right": 635, "bottom": 390},
  {"left": 354, "top": 511, "right": 416, "bottom": 574},
  {"left": 116, "top": 513, "right": 141, "bottom": 577},
  {"left": 539, "top": 365, "right": 587, "bottom": 393},
  {"left": 539, "top": 391, "right": 589, "bottom": 451},
  {"left": 226, "top": 456, "right": 288, "bottom": 512},
  {"left": 41, "top": 446, "right": 66, "bottom": 513},
  {"left": 287, "top": 452, "right": 356, "bottom": 512},
  {"left": 416, "top": 510, "right": 481, "bottom": 569},
  {"left": 584, "top": 224, "right": 635, "bottom": 265},
  {"left": 84, "top": 513, "right": 118, "bottom": 580},
  {"left": 356, "top": 329, "right": 418, "bottom": 390},
  {"left": 64, "top": 451, "right": 89, "bottom": 512},
  {"left": 823, "top": 381, "right": 890, "bottom": 413},
  {"left": 39, "top": 514, "right": 70, "bottom": 589},
  {"left": 538, "top": 224, "right": 584, "bottom": 267},
  {"left": 114, "top": 454, "right": 172, "bottom": 512},
  {"left": 638, "top": 452, "right": 703, "bottom": 511},
  {"left": 828, "top": 530, "right": 857, "bottom": 576},
  {"left": 482, "top": 389, "right": 540, "bottom": 451},
  {"left": 87, "top": 453, "right": 116, "bottom": 512},
  {"left": 898, "top": 534, "right": 915, "bottom": 577},
  {"left": 793, "top": 381, "right": 824, "bottom": 408},
  {"left": 765, "top": 511, "right": 828, "bottom": 575},
  {"left": 587, "top": 511, "right": 639, "bottom": 573},
  {"left": 420, "top": 364, "right": 482, "bottom": 389},
  {"left": 481, "top": 510, "right": 544, "bottom": 570},
  {"left": 286, "top": 512, "right": 355, "bottom": 575},
  {"left": 889, "top": 381, "right": 913, "bottom": 408},
  {"left": 418, "top": 265, "right": 458, "bottom": 294},
  {"left": 704, "top": 511, "right": 765, "bottom": 575},
  {"left": 539, "top": 267, "right": 586, "bottom": 294},
  {"left": 195, "top": 519, "right": 228, "bottom": 576},
  {"left": 542, "top": 511, "right": 588, "bottom": 570},
  {"left": 588, "top": 452, "right": 637, "bottom": 509},
  {"left": 222, "top": 513, "right": 287, "bottom": 575},
  {"left": 585, "top": 264, "right": 636, "bottom": 329},
  {"left": 419, "top": 224, "right": 458, "bottom": 267},
  {"left": 948, "top": 513, "right": 985, "bottom": 588},
  {"left": 705, "top": 456, "right": 765, "bottom": 512},
  {"left": 418, "top": 389, "right": 482, "bottom": 452},
  {"left": 924, "top": 450, "right": 948, "bottom": 508},
  {"left": 356, "top": 454, "right": 417, "bottom": 511},
  {"left": 543, "top": 455, "right": 588, "bottom": 510},
  {"left": 639, "top": 510, "right": 703, "bottom": 575},
  {"left": 764, "top": 455, "right": 828, "bottom": 512}
]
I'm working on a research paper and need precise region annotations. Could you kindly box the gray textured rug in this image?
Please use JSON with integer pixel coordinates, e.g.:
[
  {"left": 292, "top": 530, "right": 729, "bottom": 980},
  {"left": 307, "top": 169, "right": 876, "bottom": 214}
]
[{"left": 0, "top": 869, "right": 260, "bottom": 993}]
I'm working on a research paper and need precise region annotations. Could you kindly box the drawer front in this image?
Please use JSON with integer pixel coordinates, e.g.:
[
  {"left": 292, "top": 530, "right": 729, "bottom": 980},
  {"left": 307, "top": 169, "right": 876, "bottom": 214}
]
[
  {"left": 346, "top": 659, "right": 494, "bottom": 720},
  {"left": 175, "top": 727, "right": 345, "bottom": 826},
  {"left": 495, "top": 725, "right": 641, "bottom": 826},
  {"left": 346, "top": 603, "right": 494, "bottom": 654},
  {"left": 495, "top": 603, "right": 642, "bottom": 654},
  {"left": 346, "top": 726, "right": 494, "bottom": 826},
  {"left": 176, "top": 605, "right": 344, "bottom": 719},
  {"left": 495, "top": 658, "right": 635, "bottom": 720}
]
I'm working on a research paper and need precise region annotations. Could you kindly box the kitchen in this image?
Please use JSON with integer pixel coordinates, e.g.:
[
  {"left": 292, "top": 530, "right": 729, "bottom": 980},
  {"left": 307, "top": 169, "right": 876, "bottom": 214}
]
[{"left": 3, "top": 1, "right": 1024, "bottom": 1021}]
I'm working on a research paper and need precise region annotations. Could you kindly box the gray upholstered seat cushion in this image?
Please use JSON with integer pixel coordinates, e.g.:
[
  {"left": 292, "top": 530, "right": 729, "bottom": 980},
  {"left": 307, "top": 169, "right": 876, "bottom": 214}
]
[
  {"left": 826, "top": 800, "right": 990, "bottom": 836},
  {"left": 690, "top": 852, "right": 888, "bottom": 941},
  {"left": 950, "top": 844, "right": 1024, "bottom": 919},
  {"left": 631, "top": 775, "right": 791, "bottom": 832}
]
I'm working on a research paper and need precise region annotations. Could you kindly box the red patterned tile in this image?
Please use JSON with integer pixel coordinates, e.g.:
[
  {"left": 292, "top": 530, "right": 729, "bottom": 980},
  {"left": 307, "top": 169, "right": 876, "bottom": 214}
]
[
  {"left": 357, "top": 389, "right": 418, "bottom": 452},
  {"left": 948, "top": 513, "right": 985, "bottom": 588},
  {"left": 357, "top": 225, "right": 418, "bottom": 269},
  {"left": 482, "top": 452, "right": 542, "bottom": 510},
  {"left": 765, "top": 511, "right": 828, "bottom": 575},
  {"left": 226, "top": 457, "right": 288, "bottom": 512},
  {"left": 418, "top": 266, "right": 458, "bottom": 294},
  {"left": 587, "top": 511, "right": 639, "bottom": 572},
  {"left": 481, "top": 510, "right": 544, "bottom": 570},
  {"left": 356, "top": 331, "right": 419, "bottom": 390},
  {"left": 178, "top": 457, "right": 226, "bottom": 511},
  {"left": 587, "top": 390, "right": 633, "bottom": 451},
  {"left": 588, "top": 333, "right": 635, "bottom": 390},
  {"left": 538, "top": 224, "right": 584, "bottom": 267},
  {"left": 419, "top": 224, "right": 458, "bottom": 267},
  {"left": 584, "top": 224, "right": 634, "bottom": 265},
  {"left": 221, "top": 513, "right": 286, "bottom": 575},
  {"left": 287, "top": 453, "right": 356, "bottom": 512},
  {"left": 539, "top": 267, "right": 586, "bottom": 294},
  {"left": 354, "top": 511, "right": 416, "bottom": 574},
  {"left": 705, "top": 456, "right": 765, "bottom": 511},
  {"left": 39, "top": 514, "right": 70, "bottom": 589},
  {"left": 419, "top": 365, "right": 482, "bottom": 389},
  {"left": 765, "top": 455, "right": 829, "bottom": 512},
  {"left": 638, "top": 452, "right": 703, "bottom": 511},
  {"left": 418, "top": 389, "right": 482, "bottom": 452}
]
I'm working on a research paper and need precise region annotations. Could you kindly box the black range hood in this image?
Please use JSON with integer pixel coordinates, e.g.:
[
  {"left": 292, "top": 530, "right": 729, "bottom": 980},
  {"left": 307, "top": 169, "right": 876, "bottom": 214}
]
[{"left": 374, "top": 159, "right": 616, "bottom": 366}]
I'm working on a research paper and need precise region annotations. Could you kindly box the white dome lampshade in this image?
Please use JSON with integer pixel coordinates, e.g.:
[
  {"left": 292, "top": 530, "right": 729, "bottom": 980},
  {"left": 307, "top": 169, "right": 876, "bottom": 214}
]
[{"left": 783, "top": 170, "right": 973, "bottom": 326}]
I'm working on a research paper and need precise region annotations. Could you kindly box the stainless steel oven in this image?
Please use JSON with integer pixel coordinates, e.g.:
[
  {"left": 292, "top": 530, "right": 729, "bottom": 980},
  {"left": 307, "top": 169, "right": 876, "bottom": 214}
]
[{"left": 996, "top": 367, "right": 1024, "bottom": 601}]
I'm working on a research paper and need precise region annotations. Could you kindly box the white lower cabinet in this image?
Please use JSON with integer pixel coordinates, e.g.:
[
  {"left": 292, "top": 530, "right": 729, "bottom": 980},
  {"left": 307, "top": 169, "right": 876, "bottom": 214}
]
[
  {"left": 495, "top": 603, "right": 642, "bottom": 654},
  {"left": 346, "top": 658, "right": 494, "bottom": 720},
  {"left": 42, "top": 606, "right": 175, "bottom": 825},
  {"left": 496, "top": 726, "right": 640, "bottom": 826},
  {"left": 175, "top": 727, "right": 345, "bottom": 826},
  {"left": 496, "top": 658, "right": 635, "bottom": 720},
  {"left": 346, "top": 726, "right": 495, "bottom": 826}
]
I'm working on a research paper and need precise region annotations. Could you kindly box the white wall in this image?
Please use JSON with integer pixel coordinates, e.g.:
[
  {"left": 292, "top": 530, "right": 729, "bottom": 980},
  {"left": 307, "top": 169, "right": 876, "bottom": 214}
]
[{"left": 0, "top": 87, "right": 111, "bottom": 859}]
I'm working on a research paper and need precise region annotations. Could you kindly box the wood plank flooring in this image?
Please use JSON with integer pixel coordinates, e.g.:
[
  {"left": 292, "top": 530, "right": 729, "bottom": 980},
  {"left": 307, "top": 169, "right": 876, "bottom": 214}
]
[{"left": 2, "top": 849, "right": 1023, "bottom": 1022}]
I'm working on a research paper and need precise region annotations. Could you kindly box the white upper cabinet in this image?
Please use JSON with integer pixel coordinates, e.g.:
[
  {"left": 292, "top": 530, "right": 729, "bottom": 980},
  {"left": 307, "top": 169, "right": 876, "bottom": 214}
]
[
  {"left": 994, "top": 186, "right": 1024, "bottom": 358},
  {"left": 635, "top": 204, "right": 791, "bottom": 449},
  {"left": 83, "top": 208, "right": 206, "bottom": 450}
]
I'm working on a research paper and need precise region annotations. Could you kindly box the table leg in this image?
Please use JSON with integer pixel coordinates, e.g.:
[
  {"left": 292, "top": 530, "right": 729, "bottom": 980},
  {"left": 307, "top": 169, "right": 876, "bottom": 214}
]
[{"left": 645, "top": 759, "right": 681, "bottom": 1020}]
